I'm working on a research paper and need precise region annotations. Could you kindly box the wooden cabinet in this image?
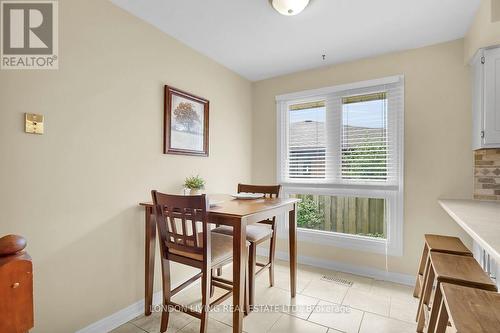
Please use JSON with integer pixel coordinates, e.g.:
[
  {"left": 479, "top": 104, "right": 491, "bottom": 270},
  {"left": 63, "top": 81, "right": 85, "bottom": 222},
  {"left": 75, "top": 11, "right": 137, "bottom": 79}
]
[
  {"left": 472, "top": 47, "right": 500, "bottom": 149},
  {"left": 0, "top": 235, "right": 34, "bottom": 333}
]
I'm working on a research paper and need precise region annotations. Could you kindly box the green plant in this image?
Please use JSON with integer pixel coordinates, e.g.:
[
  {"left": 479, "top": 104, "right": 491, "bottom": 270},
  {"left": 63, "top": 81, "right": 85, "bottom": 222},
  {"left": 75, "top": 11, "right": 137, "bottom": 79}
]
[
  {"left": 184, "top": 175, "right": 205, "bottom": 190},
  {"left": 297, "top": 196, "right": 323, "bottom": 230},
  {"left": 357, "top": 232, "right": 385, "bottom": 239}
]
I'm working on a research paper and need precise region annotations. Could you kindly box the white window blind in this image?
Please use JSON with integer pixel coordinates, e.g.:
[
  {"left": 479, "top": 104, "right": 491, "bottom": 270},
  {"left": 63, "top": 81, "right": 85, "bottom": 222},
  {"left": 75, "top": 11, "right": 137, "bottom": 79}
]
[{"left": 279, "top": 77, "right": 403, "bottom": 187}]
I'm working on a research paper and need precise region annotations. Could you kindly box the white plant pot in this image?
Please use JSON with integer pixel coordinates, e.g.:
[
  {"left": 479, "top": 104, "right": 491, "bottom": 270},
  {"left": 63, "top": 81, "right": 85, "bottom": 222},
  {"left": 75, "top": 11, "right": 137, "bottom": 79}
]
[{"left": 189, "top": 189, "right": 201, "bottom": 195}]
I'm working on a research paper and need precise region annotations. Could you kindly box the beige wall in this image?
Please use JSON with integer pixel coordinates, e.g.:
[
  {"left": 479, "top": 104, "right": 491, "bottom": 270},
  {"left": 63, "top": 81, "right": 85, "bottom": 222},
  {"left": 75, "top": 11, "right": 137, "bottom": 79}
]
[
  {"left": 251, "top": 39, "right": 473, "bottom": 276},
  {"left": 0, "top": 0, "right": 252, "bottom": 332},
  {"left": 465, "top": 0, "right": 500, "bottom": 62}
]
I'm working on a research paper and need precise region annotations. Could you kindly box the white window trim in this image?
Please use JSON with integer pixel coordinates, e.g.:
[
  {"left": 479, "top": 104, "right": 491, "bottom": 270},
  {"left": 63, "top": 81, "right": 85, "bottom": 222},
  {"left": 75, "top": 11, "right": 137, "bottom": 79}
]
[{"left": 275, "top": 75, "right": 404, "bottom": 257}]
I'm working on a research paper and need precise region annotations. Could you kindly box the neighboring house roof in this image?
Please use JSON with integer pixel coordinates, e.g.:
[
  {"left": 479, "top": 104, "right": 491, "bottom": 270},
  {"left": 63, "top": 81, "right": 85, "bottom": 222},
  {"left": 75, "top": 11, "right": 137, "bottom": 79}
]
[
  {"left": 290, "top": 121, "right": 385, "bottom": 149},
  {"left": 290, "top": 121, "right": 325, "bottom": 148}
]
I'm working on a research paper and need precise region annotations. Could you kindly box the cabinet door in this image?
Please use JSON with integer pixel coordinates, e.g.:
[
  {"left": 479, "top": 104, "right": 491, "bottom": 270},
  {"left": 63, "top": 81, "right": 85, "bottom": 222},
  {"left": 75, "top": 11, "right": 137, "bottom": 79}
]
[
  {"left": 483, "top": 48, "right": 500, "bottom": 145},
  {"left": 472, "top": 51, "right": 484, "bottom": 150}
]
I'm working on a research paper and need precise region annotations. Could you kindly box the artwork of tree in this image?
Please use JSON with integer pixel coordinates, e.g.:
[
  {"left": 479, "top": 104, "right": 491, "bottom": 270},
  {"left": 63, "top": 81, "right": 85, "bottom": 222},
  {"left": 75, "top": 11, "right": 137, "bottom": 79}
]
[{"left": 174, "top": 102, "right": 200, "bottom": 132}]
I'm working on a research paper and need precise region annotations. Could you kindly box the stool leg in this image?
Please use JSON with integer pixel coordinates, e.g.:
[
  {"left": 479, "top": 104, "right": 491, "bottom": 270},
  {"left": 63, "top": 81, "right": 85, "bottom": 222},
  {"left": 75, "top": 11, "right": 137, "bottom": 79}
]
[
  {"left": 414, "top": 243, "right": 428, "bottom": 297},
  {"left": 417, "top": 259, "right": 435, "bottom": 332},
  {"left": 427, "top": 281, "right": 443, "bottom": 333},
  {"left": 434, "top": 296, "right": 449, "bottom": 333},
  {"left": 416, "top": 255, "right": 431, "bottom": 321}
]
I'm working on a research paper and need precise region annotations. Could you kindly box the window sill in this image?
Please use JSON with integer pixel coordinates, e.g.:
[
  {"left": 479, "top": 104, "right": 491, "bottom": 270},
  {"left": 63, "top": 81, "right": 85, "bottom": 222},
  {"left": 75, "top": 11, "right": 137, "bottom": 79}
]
[{"left": 278, "top": 226, "right": 402, "bottom": 256}]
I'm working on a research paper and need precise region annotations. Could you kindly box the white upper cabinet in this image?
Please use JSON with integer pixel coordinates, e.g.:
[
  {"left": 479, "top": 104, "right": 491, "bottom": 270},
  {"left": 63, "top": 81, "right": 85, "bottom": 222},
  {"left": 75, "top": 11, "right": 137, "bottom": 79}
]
[{"left": 472, "top": 47, "right": 500, "bottom": 150}]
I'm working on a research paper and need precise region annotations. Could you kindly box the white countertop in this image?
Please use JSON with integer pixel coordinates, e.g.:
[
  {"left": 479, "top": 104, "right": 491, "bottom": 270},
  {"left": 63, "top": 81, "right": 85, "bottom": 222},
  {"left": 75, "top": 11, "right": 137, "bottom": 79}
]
[{"left": 439, "top": 199, "right": 500, "bottom": 262}]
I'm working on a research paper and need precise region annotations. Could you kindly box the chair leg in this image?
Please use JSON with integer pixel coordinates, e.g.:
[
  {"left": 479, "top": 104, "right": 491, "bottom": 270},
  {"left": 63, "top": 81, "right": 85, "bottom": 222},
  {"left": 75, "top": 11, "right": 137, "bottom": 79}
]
[
  {"left": 269, "top": 224, "right": 277, "bottom": 287},
  {"left": 200, "top": 266, "right": 211, "bottom": 333},
  {"left": 248, "top": 242, "right": 257, "bottom": 307},
  {"left": 160, "top": 258, "right": 171, "bottom": 333},
  {"left": 210, "top": 269, "right": 215, "bottom": 297},
  {"left": 244, "top": 259, "right": 250, "bottom": 315}
]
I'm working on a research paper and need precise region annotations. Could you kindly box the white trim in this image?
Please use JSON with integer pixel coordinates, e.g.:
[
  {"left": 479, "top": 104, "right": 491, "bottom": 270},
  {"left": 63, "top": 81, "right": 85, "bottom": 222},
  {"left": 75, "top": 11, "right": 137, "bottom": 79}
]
[
  {"left": 292, "top": 228, "right": 389, "bottom": 254},
  {"left": 275, "top": 75, "right": 403, "bottom": 101},
  {"left": 75, "top": 291, "right": 163, "bottom": 333},
  {"left": 275, "top": 75, "right": 404, "bottom": 257},
  {"left": 258, "top": 248, "right": 415, "bottom": 286},
  {"left": 279, "top": 186, "right": 403, "bottom": 256},
  {"left": 75, "top": 280, "right": 197, "bottom": 333}
]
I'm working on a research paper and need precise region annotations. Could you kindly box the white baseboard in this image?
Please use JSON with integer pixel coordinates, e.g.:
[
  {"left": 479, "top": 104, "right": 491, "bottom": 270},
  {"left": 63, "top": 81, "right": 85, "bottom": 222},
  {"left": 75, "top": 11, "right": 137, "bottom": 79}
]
[
  {"left": 75, "top": 291, "right": 163, "bottom": 333},
  {"left": 258, "top": 248, "right": 415, "bottom": 286}
]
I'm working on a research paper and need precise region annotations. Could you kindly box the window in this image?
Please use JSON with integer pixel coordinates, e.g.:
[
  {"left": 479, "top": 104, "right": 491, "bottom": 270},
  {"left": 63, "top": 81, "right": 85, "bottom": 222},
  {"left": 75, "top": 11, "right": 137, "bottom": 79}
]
[
  {"left": 291, "top": 194, "right": 386, "bottom": 239},
  {"left": 288, "top": 101, "right": 326, "bottom": 179},
  {"left": 277, "top": 76, "right": 404, "bottom": 255},
  {"left": 341, "top": 93, "right": 388, "bottom": 181}
]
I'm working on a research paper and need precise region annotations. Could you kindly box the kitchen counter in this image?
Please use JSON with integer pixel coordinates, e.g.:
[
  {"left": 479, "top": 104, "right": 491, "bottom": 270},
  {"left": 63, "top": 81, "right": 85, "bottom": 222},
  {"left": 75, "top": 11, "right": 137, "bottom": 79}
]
[{"left": 439, "top": 199, "right": 500, "bottom": 263}]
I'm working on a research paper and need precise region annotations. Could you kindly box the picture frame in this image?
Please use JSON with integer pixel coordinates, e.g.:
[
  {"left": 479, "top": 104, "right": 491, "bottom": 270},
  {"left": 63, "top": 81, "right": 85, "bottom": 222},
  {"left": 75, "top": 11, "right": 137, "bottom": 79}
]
[{"left": 164, "top": 85, "right": 209, "bottom": 156}]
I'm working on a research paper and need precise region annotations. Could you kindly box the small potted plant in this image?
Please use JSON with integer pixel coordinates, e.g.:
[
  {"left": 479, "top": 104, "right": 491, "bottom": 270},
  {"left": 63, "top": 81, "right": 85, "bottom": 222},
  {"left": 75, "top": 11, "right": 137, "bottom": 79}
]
[{"left": 184, "top": 175, "right": 205, "bottom": 195}]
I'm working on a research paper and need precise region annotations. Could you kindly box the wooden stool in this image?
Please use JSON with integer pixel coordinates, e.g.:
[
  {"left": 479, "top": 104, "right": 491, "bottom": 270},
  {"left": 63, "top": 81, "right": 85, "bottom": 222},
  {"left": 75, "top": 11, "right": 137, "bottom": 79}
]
[
  {"left": 413, "top": 234, "right": 472, "bottom": 297},
  {"left": 433, "top": 283, "right": 500, "bottom": 333},
  {"left": 416, "top": 252, "right": 497, "bottom": 333}
]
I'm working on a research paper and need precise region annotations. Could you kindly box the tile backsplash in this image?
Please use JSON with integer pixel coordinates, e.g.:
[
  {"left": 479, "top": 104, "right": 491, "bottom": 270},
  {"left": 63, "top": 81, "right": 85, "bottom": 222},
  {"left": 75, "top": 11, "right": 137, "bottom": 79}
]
[{"left": 474, "top": 149, "right": 500, "bottom": 200}]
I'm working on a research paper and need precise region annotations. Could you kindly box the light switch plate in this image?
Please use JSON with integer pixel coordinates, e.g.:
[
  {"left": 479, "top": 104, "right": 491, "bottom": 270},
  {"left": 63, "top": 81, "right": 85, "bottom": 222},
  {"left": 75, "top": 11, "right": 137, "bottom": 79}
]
[{"left": 25, "top": 113, "right": 44, "bottom": 134}]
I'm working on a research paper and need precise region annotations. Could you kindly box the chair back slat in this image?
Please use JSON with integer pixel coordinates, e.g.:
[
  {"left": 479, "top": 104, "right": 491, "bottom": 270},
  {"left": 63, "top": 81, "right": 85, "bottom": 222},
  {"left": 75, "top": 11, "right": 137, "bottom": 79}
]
[
  {"left": 151, "top": 191, "right": 209, "bottom": 259},
  {"left": 237, "top": 183, "right": 281, "bottom": 198}
]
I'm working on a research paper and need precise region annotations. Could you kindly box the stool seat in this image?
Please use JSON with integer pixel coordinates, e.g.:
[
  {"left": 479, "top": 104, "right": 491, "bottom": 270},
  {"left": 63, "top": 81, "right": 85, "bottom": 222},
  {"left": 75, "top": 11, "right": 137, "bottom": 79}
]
[
  {"left": 414, "top": 234, "right": 472, "bottom": 298},
  {"left": 430, "top": 252, "right": 497, "bottom": 291},
  {"left": 437, "top": 283, "right": 500, "bottom": 333},
  {"left": 425, "top": 234, "right": 472, "bottom": 255}
]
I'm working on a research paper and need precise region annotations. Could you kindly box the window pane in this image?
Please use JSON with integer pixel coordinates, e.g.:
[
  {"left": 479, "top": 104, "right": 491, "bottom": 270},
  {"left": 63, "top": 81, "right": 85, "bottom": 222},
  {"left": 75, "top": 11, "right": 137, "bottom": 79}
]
[
  {"left": 288, "top": 101, "right": 326, "bottom": 179},
  {"left": 342, "top": 94, "right": 388, "bottom": 181},
  {"left": 290, "top": 194, "right": 386, "bottom": 239}
]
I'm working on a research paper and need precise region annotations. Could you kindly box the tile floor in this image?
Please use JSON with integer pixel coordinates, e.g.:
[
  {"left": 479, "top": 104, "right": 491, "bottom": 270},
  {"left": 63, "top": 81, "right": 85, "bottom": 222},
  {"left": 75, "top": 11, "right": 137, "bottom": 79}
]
[{"left": 111, "top": 259, "right": 418, "bottom": 333}]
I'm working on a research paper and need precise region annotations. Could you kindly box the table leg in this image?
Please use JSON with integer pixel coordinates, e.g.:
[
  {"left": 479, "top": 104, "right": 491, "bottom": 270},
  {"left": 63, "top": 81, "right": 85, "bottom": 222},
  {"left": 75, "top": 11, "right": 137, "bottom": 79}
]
[
  {"left": 232, "top": 218, "right": 247, "bottom": 333},
  {"left": 289, "top": 204, "right": 297, "bottom": 298},
  {"left": 145, "top": 206, "right": 156, "bottom": 316}
]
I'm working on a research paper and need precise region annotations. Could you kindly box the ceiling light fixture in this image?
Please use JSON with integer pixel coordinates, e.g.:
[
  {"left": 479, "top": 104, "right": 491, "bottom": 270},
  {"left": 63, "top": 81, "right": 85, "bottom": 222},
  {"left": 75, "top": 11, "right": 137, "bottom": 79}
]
[{"left": 271, "top": 0, "right": 310, "bottom": 16}]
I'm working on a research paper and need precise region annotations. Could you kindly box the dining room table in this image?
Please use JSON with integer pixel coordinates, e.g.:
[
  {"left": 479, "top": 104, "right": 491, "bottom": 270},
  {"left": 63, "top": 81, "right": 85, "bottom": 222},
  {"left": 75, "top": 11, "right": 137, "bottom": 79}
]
[{"left": 139, "top": 193, "right": 299, "bottom": 333}]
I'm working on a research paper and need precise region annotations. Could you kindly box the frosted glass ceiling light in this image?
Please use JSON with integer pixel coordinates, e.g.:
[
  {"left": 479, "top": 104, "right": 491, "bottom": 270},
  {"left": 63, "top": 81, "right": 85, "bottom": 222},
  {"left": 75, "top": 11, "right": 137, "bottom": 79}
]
[{"left": 271, "top": 0, "right": 310, "bottom": 16}]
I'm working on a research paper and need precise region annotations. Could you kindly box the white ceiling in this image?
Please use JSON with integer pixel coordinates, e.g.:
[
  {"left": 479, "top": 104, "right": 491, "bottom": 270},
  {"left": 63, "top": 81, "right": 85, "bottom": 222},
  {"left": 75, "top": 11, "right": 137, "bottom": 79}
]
[{"left": 111, "top": 0, "right": 480, "bottom": 81}]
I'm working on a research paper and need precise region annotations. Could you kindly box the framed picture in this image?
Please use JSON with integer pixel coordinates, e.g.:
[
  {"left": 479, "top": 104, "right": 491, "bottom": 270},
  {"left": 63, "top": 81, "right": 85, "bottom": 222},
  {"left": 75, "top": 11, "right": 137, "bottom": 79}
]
[{"left": 164, "top": 86, "right": 209, "bottom": 156}]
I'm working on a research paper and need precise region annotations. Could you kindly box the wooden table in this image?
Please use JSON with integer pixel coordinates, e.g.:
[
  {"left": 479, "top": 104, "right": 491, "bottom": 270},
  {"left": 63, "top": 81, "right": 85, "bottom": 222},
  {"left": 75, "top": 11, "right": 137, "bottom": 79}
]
[{"left": 139, "top": 194, "right": 299, "bottom": 333}]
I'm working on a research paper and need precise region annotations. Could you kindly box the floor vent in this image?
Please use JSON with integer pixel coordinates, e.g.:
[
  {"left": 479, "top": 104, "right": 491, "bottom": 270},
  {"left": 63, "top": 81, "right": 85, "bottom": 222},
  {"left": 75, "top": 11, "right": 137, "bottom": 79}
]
[{"left": 320, "top": 275, "right": 353, "bottom": 287}]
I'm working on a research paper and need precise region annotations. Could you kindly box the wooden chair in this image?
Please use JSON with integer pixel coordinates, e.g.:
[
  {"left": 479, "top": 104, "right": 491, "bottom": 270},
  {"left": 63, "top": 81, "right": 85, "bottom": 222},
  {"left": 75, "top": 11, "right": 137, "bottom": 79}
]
[
  {"left": 433, "top": 283, "right": 500, "bottom": 333},
  {"left": 413, "top": 234, "right": 472, "bottom": 297},
  {"left": 416, "top": 252, "right": 497, "bottom": 333},
  {"left": 151, "top": 191, "right": 249, "bottom": 333},
  {"left": 212, "top": 184, "right": 281, "bottom": 306}
]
